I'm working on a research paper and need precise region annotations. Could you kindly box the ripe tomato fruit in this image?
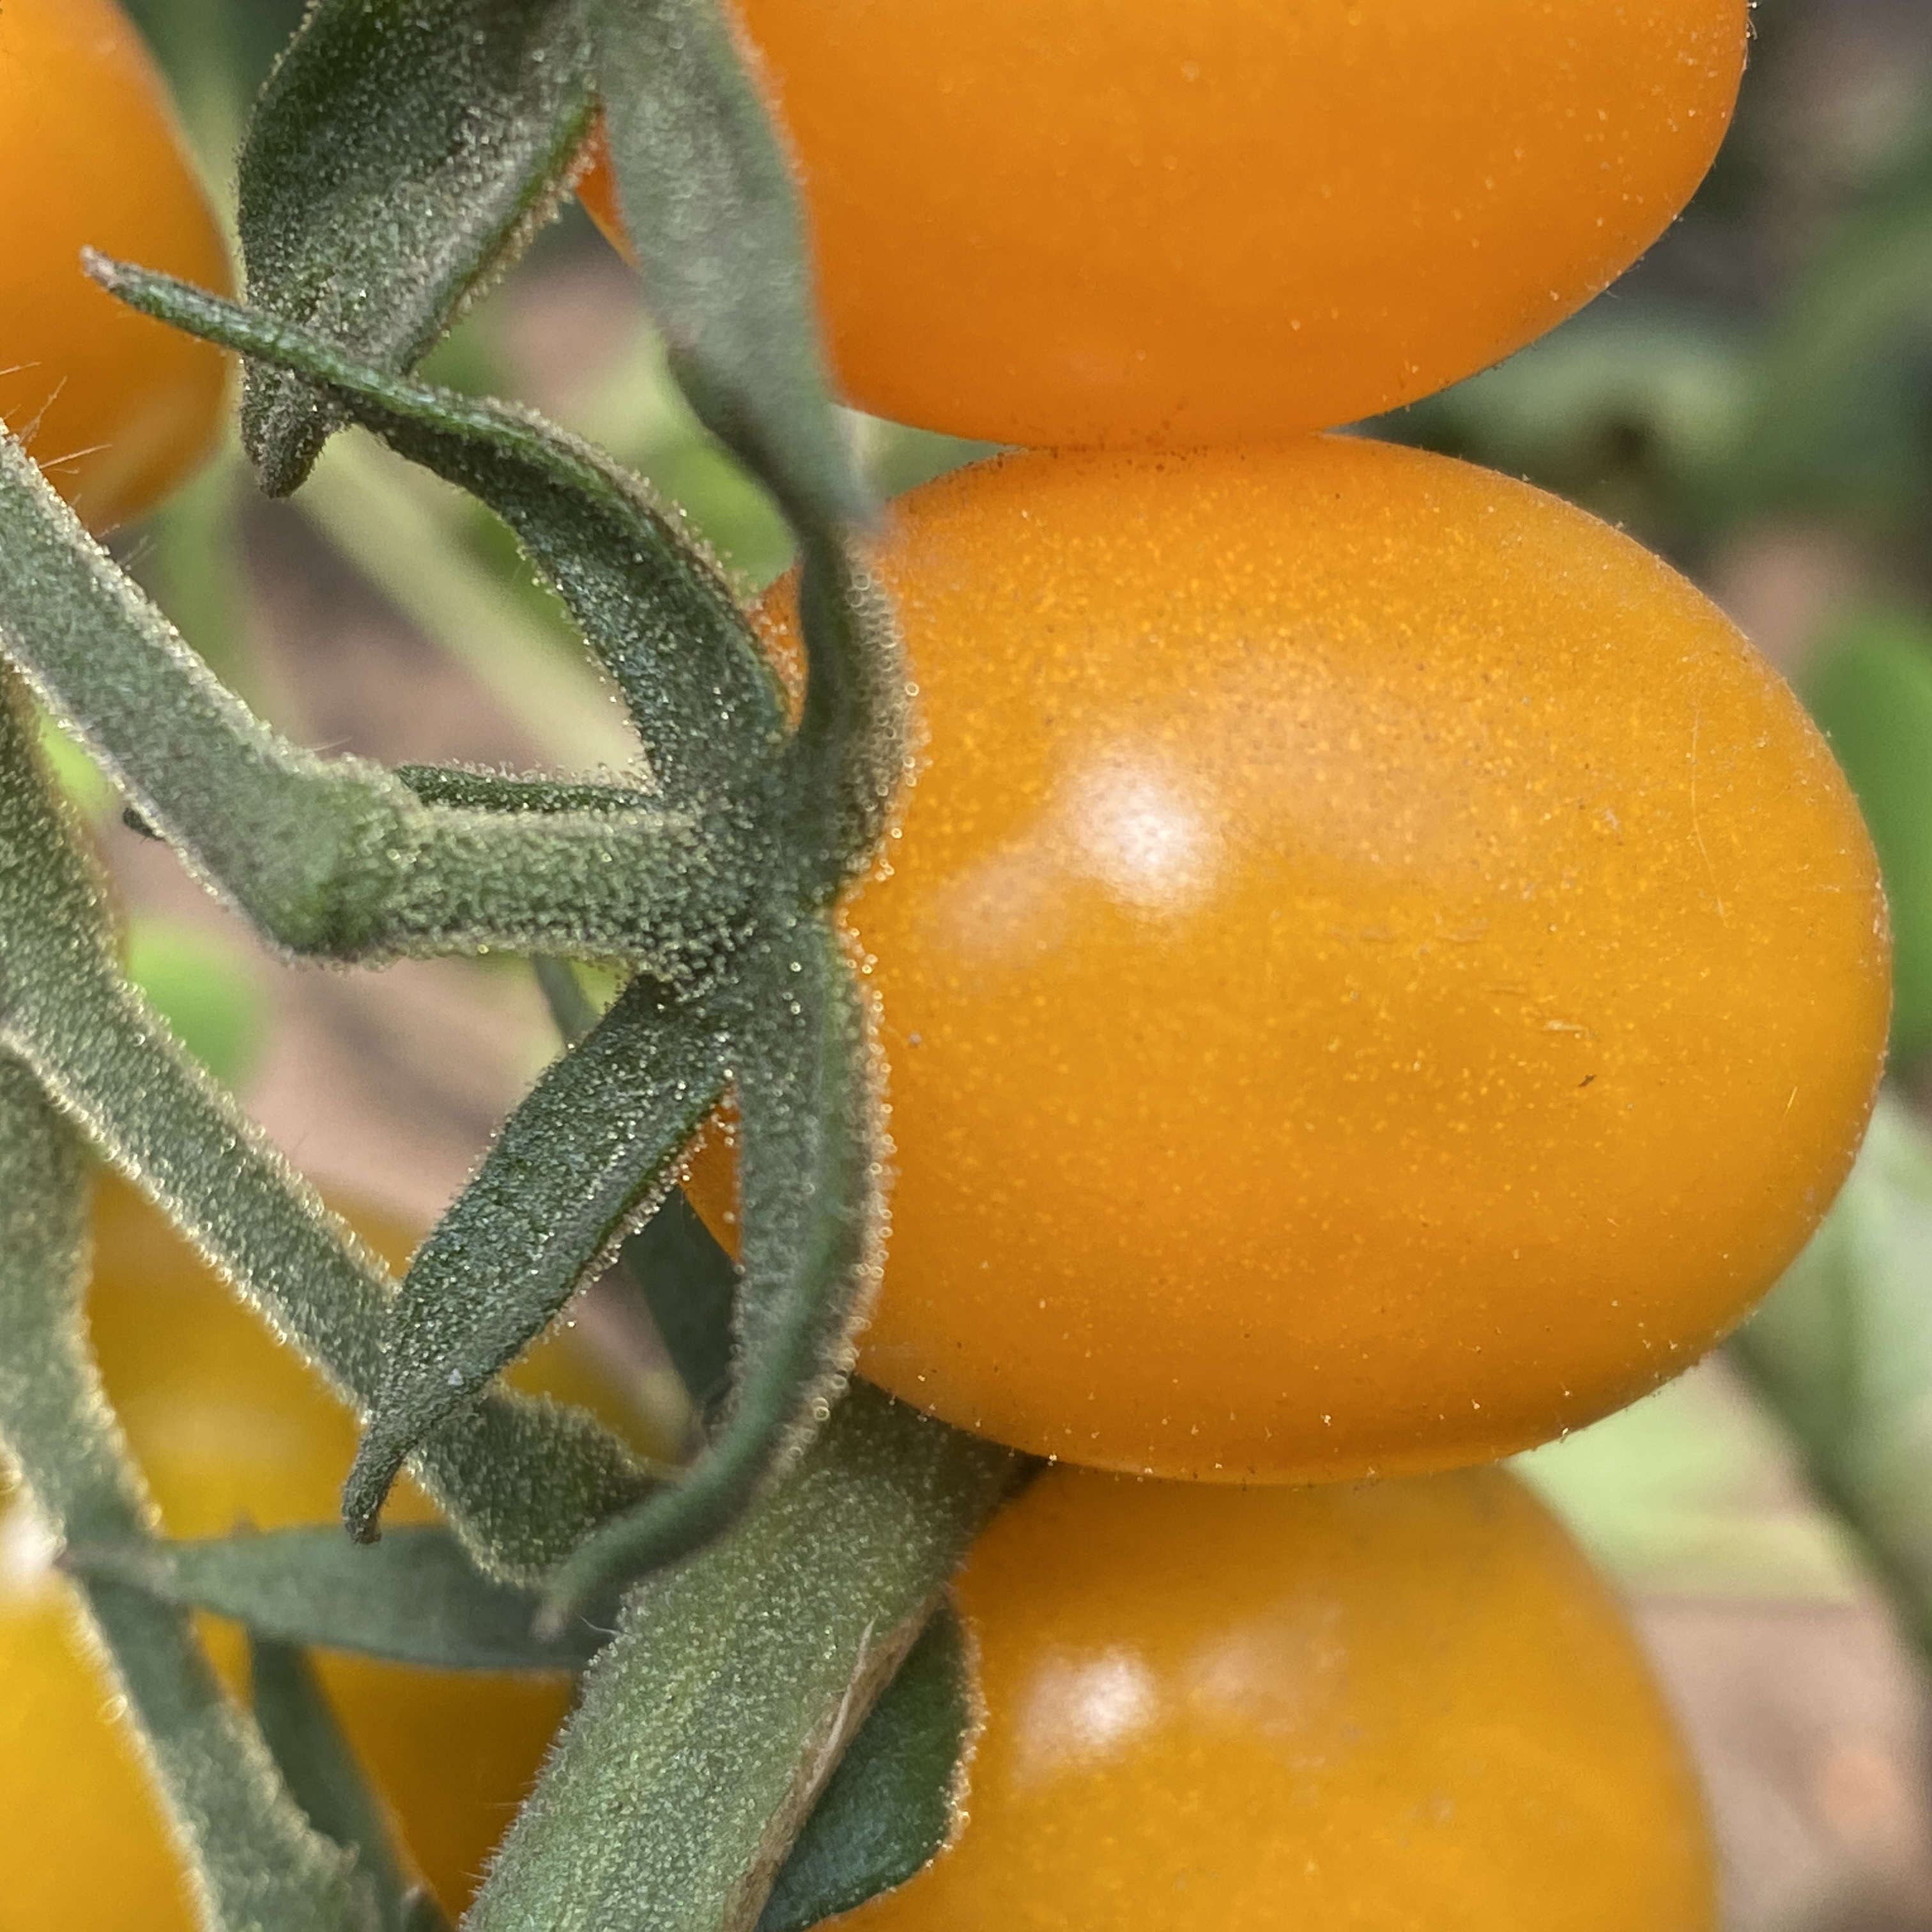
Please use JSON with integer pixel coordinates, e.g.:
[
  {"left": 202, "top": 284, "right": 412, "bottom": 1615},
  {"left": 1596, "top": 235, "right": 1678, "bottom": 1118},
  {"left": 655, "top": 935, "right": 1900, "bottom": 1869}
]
[
  {"left": 0, "top": 1177, "right": 658, "bottom": 1928},
  {"left": 580, "top": 0, "right": 1745, "bottom": 446},
  {"left": 686, "top": 439, "right": 1890, "bottom": 1482},
  {"left": 836, "top": 1465, "right": 1715, "bottom": 1931},
  {"left": 0, "top": 0, "right": 229, "bottom": 530}
]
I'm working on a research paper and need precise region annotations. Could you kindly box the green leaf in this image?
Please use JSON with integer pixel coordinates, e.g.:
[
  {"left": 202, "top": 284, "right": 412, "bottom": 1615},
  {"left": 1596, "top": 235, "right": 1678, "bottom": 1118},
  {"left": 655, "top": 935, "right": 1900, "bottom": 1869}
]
[
  {"left": 238, "top": 0, "right": 595, "bottom": 493},
  {"left": 1731, "top": 1089, "right": 1932, "bottom": 1666},
  {"left": 95, "top": 261, "right": 786, "bottom": 827},
  {"left": 344, "top": 976, "right": 724, "bottom": 1537},
  {"left": 1800, "top": 608, "right": 1932, "bottom": 1060},
  {"left": 0, "top": 674, "right": 656, "bottom": 1582},
  {"left": 589, "top": 0, "right": 869, "bottom": 533},
  {"left": 0, "top": 1056, "right": 369, "bottom": 1932},
  {"left": 1515, "top": 1363, "right": 1864, "bottom": 1601},
  {"left": 538, "top": 915, "right": 882, "bottom": 1618},
  {"left": 469, "top": 1384, "right": 1021, "bottom": 1932},
  {"left": 66, "top": 1526, "right": 611, "bottom": 1671},
  {"left": 756, "top": 1598, "right": 971, "bottom": 1932},
  {"left": 252, "top": 1637, "right": 416, "bottom": 1931}
]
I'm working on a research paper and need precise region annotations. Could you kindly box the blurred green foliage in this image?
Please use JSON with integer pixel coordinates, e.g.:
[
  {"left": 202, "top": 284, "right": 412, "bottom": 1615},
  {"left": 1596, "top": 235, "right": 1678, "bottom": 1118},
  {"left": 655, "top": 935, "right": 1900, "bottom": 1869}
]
[
  {"left": 123, "top": 917, "right": 270, "bottom": 1089},
  {"left": 1733, "top": 1091, "right": 1932, "bottom": 1671},
  {"left": 35, "top": 712, "right": 112, "bottom": 823},
  {"left": 1517, "top": 1363, "right": 1862, "bottom": 1602},
  {"left": 124, "top": 0, "right": 305, "bottom": 171},
  {"left": 1380, "top": 0, "right": 1932, "bottom": 573},
  {"left": 1803, "top": 609, "right": 1932, "bottom": 1057}
]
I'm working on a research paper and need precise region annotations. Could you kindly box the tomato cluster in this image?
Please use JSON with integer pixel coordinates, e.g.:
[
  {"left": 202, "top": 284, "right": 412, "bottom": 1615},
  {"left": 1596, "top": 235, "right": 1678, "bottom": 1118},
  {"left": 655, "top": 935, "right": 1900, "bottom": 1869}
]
[
  {"left": 594, "top": 1, "right": 1887, "bottom": 1499},
  {"left": 0, "top": 3, "right": 1882, "bottom": 1925},
  {"left": 591, "top": 5, "right": 1887, "bottom": 1922}
]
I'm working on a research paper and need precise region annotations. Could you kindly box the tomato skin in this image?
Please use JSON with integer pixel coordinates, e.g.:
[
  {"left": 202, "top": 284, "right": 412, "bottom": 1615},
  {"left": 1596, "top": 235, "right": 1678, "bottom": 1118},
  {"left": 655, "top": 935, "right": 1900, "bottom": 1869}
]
[
  {"left": 687, "top": 439, "right": 1890, "bottom": 1482},
  {"left": 0, "top": 1179, "right": 655, "bottom": 1928},
  {"left": 834, "top": 1465, "right": 1715, "bottom": 1931},
  {"left": 581, "top": 0, "right": 1745, "bottom": 446},
  {"left": 0, "top": 0, "right": 230, "bottom": 530}
]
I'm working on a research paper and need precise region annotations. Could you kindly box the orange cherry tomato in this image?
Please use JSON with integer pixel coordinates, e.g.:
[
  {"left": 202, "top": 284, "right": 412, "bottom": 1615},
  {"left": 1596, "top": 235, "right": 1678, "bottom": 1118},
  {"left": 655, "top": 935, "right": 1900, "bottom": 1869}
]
[
  {"left": 686, "top": 439, "right": 1890, "bottom": 1481},
  {"left": 0, "top": 0, "right": 230, "bottom": 530},
  {"left": 0, "top": 1177, "right": 663, "bottom": 1928},
  {"left": 580, "top": 0, "right": 1747, "bottom": 446},
  {"left": 836, "top": 1464, "right": 1715, "bottom": 1931}
]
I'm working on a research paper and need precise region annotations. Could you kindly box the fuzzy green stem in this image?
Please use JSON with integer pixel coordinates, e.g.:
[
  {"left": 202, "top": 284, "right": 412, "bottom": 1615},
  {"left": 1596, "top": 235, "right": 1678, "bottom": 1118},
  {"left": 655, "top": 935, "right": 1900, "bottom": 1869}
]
[
  {"left": 0, "top": 676, "right": 656, "bottom": 1581},
  {"left": 0, "top": 1058, "right": 369, "bottom": 1932},
  {"left": 0, "top": 433, "right": 724, "bottom": 971},
  {"left": 535, "top": 915, "right": 880, "bottom": 1618},
  {"left": 779, "top": 533, "right": 909, "bottom": 902},
  {"left": 469, "top": 1385, "right": 1021, "bottom": 1932}
]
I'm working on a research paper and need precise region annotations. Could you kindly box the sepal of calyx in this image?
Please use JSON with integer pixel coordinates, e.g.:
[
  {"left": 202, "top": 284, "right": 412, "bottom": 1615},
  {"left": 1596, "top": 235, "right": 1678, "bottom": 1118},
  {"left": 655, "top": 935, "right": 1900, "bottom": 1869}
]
[{"left": 72, "top": 261, "right": 908, "bottom": 1605}]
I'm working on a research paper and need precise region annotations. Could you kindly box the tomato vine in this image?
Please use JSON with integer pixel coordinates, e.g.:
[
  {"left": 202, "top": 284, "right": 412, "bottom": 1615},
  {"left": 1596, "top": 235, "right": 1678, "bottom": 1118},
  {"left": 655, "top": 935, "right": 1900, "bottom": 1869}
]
[{"left": 0, "top": 2, "right": 1928, "bottom": 1929}]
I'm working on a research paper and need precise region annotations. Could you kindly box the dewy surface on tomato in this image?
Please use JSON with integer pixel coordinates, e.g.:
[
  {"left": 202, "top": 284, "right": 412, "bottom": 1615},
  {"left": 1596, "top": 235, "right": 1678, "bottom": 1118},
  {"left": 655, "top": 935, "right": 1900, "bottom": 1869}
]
[
  {"left": 0, "top": 0, "right": 229, "bottom": 530},
  {"left": 0, "top": 1179, "right": 654, "bottom": 1929},
  {"left": 834, "top": 1465, "right": 1715, "bottom": 1931},
  {"left": 580, "top": 0, "right": 1745, "bottom": 447},
  {"left": 687, "top": 439, "right": 1890, "bottom": 1482}
]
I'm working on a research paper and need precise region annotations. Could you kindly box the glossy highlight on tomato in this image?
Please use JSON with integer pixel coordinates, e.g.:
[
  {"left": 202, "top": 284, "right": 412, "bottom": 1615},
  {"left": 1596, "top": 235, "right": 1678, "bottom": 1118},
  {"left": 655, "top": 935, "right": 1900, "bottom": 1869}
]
[
  {"left": 836, "top": 1464, "right": 1715, "bottom": 1931},
  {"left": 687, "top": 438, "right": 1890, "bottom": 1482},
  {"left": 580, "top": 0, "right": 1746, "bottom": 446},
  {"left": 0, "top": 0, "right": 230, "bottom": 530},
  {"left": 0, "top": 1178, "right": 653, "bottom": 1928}
]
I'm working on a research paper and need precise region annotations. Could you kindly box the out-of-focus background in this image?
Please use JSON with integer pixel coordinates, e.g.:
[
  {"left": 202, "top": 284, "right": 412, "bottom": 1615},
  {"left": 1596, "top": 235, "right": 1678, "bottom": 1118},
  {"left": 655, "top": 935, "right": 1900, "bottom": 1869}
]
[{"left": 89, "top": 3, "right": 1932, "bottom": 1925}]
